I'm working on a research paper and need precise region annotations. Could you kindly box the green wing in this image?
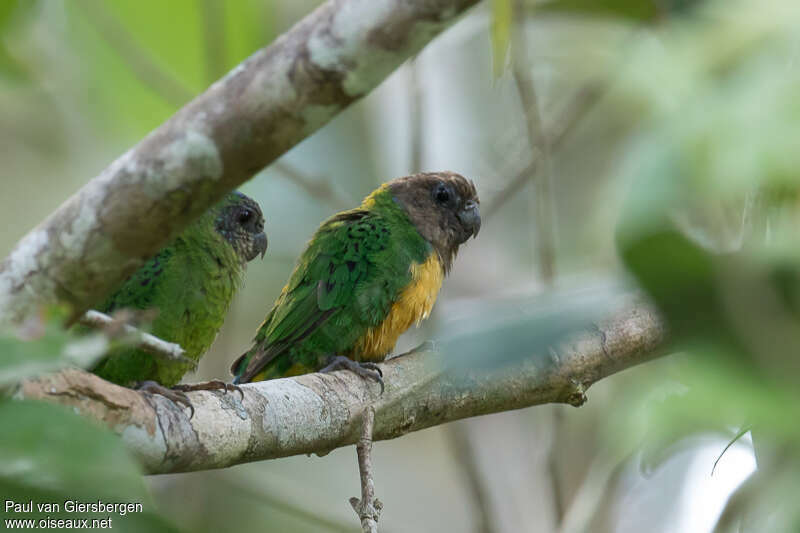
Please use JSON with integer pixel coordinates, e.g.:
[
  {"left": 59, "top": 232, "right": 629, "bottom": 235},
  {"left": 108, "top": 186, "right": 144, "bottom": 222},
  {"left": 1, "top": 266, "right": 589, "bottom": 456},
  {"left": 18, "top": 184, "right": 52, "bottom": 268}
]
[
  {"left": 100, "top": 248, "right": 174, "bottom": 314},
  {"left": 234, "top": 209, "right": 427, "bottom": 382},
  {"left": 93, "top": 238, "right": 242, "bottom": 386},
  {"left": 90, "top": 248, "right": 176, "bottom": 384}
]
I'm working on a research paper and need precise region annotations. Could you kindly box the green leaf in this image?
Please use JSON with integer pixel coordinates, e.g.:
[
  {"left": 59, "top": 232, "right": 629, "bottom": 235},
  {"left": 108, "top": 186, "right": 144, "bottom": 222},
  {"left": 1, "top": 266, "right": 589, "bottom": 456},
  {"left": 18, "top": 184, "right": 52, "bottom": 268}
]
[
  {"left": 0, "top": 309, "right": 109, "bottom": 385},
  {"left": 0, "top": 0, "right": 22, "bottom": 32},
  {"left": 0, "top": 400, "right": 179, "bottom": 533},
  {"left": 63, "top": 0, "right": 278, "bottom": 143},
  {"left": 0, "top": 42, "right": 29, "bottom": 82},
  {"left": 0, "top": 0, "right": 36, "bottom": 82},
  {"left": 535, "top": 0, "right": 698, "bottom": 22},
  {"left": 490, "top": 0, "right": 512, "bottom": 78}
]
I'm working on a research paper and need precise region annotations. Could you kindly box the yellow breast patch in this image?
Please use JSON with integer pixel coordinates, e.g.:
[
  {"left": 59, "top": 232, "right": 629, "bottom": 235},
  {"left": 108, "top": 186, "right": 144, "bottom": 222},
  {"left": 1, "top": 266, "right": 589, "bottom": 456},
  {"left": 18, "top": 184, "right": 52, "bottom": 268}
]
[{"left": 351, "top": 252, "right": 443, "bottom": 361}]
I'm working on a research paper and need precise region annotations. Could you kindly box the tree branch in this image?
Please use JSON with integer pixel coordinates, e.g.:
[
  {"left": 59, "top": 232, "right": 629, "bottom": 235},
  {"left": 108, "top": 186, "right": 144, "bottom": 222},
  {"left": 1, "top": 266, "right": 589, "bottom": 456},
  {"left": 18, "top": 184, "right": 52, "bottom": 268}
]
[
  {"left": 272, "top": 161, "right": 355, "bottom": 212},
  {"left": 0, "top": 0, "right": 480, "bottom": 325},
  {"left": 16, "top": 302, "right": 665, "bottom": 475},
  {"left": 349, "top": 406, "right": 382, "bottom": 533},
  {"left": 79, "top": 310, "right": 191, "bottom": 365},
  {"left": 483, "top": 84, "right": 604, "bottom": 219},
  {"left": 445, "top": 422, "right": 498, "bottom": 533},
  {"left": 511, "top": 0, "right": 557, "bottom": 284}
]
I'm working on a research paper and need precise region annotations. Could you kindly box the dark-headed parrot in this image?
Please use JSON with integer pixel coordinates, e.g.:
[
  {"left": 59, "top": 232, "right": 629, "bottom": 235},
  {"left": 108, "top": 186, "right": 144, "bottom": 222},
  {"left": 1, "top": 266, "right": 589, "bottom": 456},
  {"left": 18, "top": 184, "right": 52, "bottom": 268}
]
[{"left": 232, "top": 172, "right": 480, "bottom": 391}]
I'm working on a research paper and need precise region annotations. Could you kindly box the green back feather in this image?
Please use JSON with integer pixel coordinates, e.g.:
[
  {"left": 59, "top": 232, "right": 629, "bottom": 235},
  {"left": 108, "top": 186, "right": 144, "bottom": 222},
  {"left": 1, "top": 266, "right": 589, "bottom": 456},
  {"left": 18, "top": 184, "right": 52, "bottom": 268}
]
[
  {"left": 92, "top": 196, "right": 247, "bottom": 387},
  {"left": 235, "top": 187, "right": 430, "bottom": 382}
]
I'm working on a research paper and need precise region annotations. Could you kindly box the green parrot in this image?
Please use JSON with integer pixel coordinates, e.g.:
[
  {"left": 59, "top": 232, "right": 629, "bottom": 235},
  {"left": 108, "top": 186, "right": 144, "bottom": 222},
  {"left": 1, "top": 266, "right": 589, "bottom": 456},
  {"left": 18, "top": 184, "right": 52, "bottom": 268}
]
[
  {"left": 91, "top": 191, "right": 267, "bottom": 407},
  {"left": 231, "top": 171, "right": 480, "bottom": 389}
]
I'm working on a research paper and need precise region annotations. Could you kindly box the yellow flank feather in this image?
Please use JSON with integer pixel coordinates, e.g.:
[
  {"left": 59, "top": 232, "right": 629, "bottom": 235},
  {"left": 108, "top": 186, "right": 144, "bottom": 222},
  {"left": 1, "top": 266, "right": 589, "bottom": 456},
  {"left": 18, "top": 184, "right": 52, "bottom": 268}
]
[{"left": 350, "top": 252, "right": 443, "bottom": 361}]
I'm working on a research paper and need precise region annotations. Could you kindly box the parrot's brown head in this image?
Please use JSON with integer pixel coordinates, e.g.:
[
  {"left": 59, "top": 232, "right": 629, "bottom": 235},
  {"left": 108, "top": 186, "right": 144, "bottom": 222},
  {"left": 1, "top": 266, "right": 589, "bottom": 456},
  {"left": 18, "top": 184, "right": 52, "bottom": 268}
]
[
  {"left": 215, "top": 191, "right": 268, "bottom": 263},
  {"left": 388, "top": 171, "right": 480, "bottom": 273}
]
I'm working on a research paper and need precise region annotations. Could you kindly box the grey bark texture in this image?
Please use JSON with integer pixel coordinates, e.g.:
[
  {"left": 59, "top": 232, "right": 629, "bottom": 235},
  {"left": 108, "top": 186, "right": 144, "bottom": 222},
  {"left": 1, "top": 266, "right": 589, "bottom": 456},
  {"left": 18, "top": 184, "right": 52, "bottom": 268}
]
[
  {"left": 0, "top": 0, "right": 479, "bottom": 324},
  {"left": 17, "top": 303, "right": 666, "bottom": 475}
]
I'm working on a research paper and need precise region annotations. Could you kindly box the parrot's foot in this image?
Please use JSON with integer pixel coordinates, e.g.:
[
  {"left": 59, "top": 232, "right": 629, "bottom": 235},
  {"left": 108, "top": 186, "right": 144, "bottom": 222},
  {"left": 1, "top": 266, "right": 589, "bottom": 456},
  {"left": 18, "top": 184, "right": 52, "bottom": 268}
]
[
  {"left": 172, "top": 379, "right": 244, "bottom": 400},
  {"left": 320, "top": 356, "right": 384, "bottom": 394},
  {"left": 136, "top": 381, "right": 195, "bottom": 418}
]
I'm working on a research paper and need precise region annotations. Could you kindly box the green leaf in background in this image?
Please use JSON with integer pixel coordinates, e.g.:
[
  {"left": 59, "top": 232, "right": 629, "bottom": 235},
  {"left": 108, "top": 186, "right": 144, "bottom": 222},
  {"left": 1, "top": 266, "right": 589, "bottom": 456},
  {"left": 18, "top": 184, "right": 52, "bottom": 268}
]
[
  {"left": 0, "top": 0, "right": 36, "bottom": 82},
  {"left": 0, "top": 308, "right": 108, "bottom": 386},
  {"left": 0, "top": 42, "right": 29, "bottom": 82},
  {"left": 610, "top": 5, "right": 800, "bottom": 525},
  {"left": 0, "top": 0, "right": 26, "bottom": 33},
  {"left": 534, "top": 0, "right": 699, "bottom": 22},
  {"left": 0, "top": 400, "right": 179, "bottom": 533},
  {"left": 63, "top": 0, "right": 277, "bottom": 143},
  {"left": 490, "top": 0, "right": 512, "bottom": 78},
  {"left": 615, "top": 0, "right": 800, "bottom": 376}
]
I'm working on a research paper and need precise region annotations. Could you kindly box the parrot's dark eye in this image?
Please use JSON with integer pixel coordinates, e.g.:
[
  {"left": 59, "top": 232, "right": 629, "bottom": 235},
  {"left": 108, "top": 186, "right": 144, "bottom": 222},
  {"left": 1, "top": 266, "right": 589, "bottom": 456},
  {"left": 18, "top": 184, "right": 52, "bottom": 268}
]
[
  {"left": 433, "top": 183, "right": 450, "bottom": 205},
  {"left": 238, "top": 209, "right": 254, "bottom": 225}
]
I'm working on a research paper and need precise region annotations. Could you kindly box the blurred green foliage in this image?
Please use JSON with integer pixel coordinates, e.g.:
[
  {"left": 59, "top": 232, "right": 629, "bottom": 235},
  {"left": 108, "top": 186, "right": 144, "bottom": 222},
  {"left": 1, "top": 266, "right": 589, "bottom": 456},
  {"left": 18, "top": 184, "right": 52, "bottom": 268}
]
[
  {"left": 0, "top": 310, "right": 176, "bottom": 531},
  {"left": 490, "top": 0, "right": 512, "bottom": 78},
  {"left": 0, "top": 0, "right": 34, "bottom": 81},
  {"left": 3, "top": 0, "right": 800, "bottom": 531},
  {"left": 612, "top": 1, "right": 800, "bottom": 529},
  {"left": 0, "top": 400, "right": 178, "bottom": 532},
  {"left": 62, "top": 0, "right": 277, "bottom": 142},
  {"left": 0, "top": 307, "right": 108, "bottom": 386}
]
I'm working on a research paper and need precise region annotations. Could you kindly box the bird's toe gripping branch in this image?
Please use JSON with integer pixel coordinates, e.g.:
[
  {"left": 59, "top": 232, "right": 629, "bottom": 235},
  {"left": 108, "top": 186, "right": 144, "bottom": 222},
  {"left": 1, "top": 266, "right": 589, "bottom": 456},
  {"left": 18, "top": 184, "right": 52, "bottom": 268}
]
[
  {"left": 172, "top": 379, "right": 244, "bottom": 400},
  {"left": 136, "top": 381, "right": 195, "bottom": 418},
  {"left": 137, "top": 379, "right": 243, "bottom": 419},
  {"left": 320, "top": 356, "right": 385, "bottom": 394}
]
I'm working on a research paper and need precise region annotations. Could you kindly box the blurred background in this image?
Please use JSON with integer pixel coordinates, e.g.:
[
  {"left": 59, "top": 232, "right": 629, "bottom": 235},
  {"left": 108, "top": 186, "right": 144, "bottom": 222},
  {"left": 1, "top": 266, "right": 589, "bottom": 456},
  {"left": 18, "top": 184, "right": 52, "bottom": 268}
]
[{"left": 4, "top": 0, "right": 800, "bottom": 531}]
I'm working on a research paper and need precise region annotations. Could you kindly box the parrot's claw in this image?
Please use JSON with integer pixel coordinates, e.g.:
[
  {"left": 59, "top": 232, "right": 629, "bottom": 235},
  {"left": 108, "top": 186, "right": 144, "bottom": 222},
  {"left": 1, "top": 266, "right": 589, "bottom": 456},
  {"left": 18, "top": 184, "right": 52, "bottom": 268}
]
[
  {"left": 320, "top": 356, "right": 385, "bottom": 394},
  {"left": 173, "top": 379, "right": 244, "bottom": 400},
  {"left": 136, "top": 380, "right": 195, "bottom": 418}
]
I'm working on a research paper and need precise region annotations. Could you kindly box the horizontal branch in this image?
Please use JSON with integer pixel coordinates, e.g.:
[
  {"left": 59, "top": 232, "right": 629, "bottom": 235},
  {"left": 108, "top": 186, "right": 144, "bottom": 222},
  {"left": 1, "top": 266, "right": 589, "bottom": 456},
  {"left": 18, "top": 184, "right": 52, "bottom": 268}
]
[
  {"left": 17, "top": 302, "right": 666, "bottom": 475},
  {"left": 0, "top": 0, "right": 479, "bottom": 325}
]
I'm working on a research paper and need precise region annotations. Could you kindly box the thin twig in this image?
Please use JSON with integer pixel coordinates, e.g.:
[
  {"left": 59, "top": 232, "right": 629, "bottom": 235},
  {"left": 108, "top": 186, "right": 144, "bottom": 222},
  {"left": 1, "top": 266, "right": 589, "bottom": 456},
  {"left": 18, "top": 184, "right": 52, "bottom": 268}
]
[
  {"left": 79, "top": 310, "right": 191, "bottom": 365},
  {"left": 215, "top": 475, "right": 356, "bottom": 533},
  {"left": 272, "top": 161, "right": 354, "bottom": 212},
  {"left": 409, "top": 59, "right": 424, "bottom": 173},
  {"left": 349, "top": 406, "right": 383, "bottom": 533},
  {"left": 446, "top": 422, "right": 497, "bottom": 533},
  {"left": 511, "top": 0, "right": 556, "bottom": 284},
  {"left": 547, "top": 408, "right": 566, "bottom": 525},
  {"left": 558, "top": 451, "right": 632, "bottom": 533},
  {"left": 75, "top": 0, "right": 194, "bottom": 107},
  {"left": 484, "top": 83, "right": 605, "bottom": 219},
  {"left": 712, "top": 426, "right": 751, "bottom": 476}
]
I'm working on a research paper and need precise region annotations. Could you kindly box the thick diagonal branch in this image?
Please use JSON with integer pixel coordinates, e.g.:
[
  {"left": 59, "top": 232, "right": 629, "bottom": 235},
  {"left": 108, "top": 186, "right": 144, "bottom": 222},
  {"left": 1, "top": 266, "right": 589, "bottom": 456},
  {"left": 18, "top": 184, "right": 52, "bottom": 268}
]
[
  {"left": 0, "top": 0, "right": 479, "bottom": 325},
  {"left": 17, "top": 302, "right": 666, "bottom": 475}
]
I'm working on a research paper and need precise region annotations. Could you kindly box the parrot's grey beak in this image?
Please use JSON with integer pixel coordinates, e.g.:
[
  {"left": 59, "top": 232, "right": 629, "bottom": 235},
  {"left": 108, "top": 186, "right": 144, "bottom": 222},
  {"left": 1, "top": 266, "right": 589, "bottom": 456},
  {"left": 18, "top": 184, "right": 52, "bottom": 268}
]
[
  {"left": 251, "top": 232, "right": 268, "bottom": 261},
  {"left": 458, "top": 200, "right": 481, "bottom": 239}
]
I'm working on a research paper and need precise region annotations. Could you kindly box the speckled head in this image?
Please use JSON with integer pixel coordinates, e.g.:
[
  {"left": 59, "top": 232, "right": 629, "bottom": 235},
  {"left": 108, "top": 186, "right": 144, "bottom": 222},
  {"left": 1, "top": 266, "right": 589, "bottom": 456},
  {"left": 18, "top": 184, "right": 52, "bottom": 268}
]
[
  {"left": 387, "top": 171, "right": 480, "bottom": 273},
  {"left": 214, "top": 192, "right": 268, "bottom": 263}
]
